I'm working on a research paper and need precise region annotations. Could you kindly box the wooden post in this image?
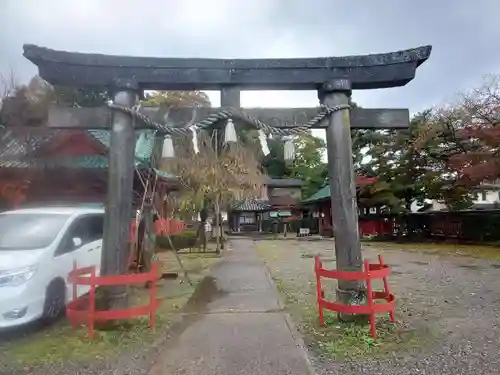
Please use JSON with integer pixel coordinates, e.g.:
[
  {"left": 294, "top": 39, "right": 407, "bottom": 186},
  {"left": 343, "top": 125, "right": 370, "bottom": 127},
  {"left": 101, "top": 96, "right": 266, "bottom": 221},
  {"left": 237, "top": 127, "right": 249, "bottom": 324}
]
[
  {"left": 70, "top": 260, "right": 77, "bottom": 328},
  {"left": 319, "top": 79, "right": 364, "bottom": 314},
  {"left": 364, "top": 260, "right": 376, "bottom": 338},
  {"left": 142, "top": 203, "right": 154, "bottom": 273},
  {"left": 142, "top": 135, "right": 163, "bottom": 275},
  {"left": 101, "top": 80, "right": 138, "bottom": 309},
  {"left": 149, "top": 261, "right": 157, "bottom": 329},
  {"left": 314, "top": 256, "right": 325, "bottom": 326},
  {"left": 89, "top": 267, "right": 96, "bottom": 339},
  {"left": 221, "top": 86, "right": 241, "bottom": 109},
  {"left": 218, "top": 86, "right": 241, "bottom": 250}
]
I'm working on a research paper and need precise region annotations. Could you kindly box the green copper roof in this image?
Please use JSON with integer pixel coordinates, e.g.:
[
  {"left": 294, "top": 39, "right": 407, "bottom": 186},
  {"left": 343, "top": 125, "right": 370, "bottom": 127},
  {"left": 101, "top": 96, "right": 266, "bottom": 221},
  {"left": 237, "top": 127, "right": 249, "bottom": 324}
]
[
  {"left": 301, "top": 185, "right": 330, "bottom": 204},
  {"left": 301, "top": 177, "right": 378, "bottom": 204}
]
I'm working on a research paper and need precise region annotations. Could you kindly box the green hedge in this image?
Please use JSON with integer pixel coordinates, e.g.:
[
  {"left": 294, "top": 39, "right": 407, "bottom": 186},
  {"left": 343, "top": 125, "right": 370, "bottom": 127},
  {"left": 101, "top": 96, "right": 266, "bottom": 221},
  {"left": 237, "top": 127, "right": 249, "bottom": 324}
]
[
  {"left": 156, "top": 230, "right": 198, "bottom": 250},
  {"left": 458, "top": 213, "right": 500, "bottom": 242}
]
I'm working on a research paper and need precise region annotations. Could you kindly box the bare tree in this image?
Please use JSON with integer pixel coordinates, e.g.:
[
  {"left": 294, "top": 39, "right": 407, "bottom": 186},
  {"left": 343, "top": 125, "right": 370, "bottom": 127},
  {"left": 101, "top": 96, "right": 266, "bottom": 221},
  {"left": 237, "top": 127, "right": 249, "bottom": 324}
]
[
  {"left": 0, "top": 73, "right": 55, "bottom": 209},
  {"left": 161, "top": 130, "right": 265, "bottom": 252},
  {"left": 0, "top": 69, "right": 19, "bottom": 100}
]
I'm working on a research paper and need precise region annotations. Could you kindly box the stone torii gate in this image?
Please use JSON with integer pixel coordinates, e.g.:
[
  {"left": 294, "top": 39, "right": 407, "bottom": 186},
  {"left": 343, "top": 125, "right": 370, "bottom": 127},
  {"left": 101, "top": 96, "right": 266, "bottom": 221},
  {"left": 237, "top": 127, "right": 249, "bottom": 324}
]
[{"left": 21, "top": 44, "right": 431, "bottom": 306}]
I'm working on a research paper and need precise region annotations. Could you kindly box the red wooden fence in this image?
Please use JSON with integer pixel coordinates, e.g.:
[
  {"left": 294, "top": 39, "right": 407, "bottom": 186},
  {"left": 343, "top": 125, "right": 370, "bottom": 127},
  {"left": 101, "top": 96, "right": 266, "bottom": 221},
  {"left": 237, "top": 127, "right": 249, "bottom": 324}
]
[
  {"left": 314, "top": 255, "right": 396, "bottom": 338},
  {"left": 129, "top": 218, "right": 185, "bottom": 242},
  {"left": 359, "top": 219, "right": 393, "bottom": 237},
  {"left": 67, "top": 261, "right": 160, "bottom": 339}
]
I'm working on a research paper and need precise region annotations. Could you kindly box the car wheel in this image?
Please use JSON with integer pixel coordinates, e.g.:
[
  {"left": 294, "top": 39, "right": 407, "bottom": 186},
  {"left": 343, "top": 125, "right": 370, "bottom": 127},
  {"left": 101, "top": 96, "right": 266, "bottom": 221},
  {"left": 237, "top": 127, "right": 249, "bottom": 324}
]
[{"left": 41, "top": 279, "right": 66, "bottom": 325}]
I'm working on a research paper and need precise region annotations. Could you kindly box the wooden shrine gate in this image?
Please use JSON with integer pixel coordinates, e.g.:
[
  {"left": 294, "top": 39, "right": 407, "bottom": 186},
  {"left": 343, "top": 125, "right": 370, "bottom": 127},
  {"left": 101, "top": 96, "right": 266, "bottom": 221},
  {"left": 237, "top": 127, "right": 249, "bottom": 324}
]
[{"left": 4, "top": 43, "right": 431, "bottom": 307}]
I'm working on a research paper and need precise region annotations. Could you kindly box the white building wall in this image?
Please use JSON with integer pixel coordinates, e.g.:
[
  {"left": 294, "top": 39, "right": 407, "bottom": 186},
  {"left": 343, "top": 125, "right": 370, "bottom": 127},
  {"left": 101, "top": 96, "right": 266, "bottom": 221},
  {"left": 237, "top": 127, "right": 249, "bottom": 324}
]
[
  {"left": 410, "top": 188, "right": 500, "bottom": 212},
  {"left": 476, "top": 190, "right": 500, "bottom": 204}
]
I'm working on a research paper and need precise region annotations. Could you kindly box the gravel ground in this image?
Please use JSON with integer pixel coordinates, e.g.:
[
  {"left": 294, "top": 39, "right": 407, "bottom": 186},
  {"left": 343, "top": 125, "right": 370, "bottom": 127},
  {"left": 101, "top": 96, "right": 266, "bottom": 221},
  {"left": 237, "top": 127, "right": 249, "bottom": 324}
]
[
  {"left": 255, "top": 238, "right": 500, "bottom": 375},
  {"left": 4, "top": 240, "right": 499, "bottom": 375}
]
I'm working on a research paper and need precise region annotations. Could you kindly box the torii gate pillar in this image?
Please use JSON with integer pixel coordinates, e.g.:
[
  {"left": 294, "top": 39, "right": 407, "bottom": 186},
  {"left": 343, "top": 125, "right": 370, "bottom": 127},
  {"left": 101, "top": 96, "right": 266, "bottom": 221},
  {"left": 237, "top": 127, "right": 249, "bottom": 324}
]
[
  {"left": 101, "top": 80, "right": 138, "bottom": 307},
  {"left": 320, "top": 79, "right": 364, "bottom": 305}
]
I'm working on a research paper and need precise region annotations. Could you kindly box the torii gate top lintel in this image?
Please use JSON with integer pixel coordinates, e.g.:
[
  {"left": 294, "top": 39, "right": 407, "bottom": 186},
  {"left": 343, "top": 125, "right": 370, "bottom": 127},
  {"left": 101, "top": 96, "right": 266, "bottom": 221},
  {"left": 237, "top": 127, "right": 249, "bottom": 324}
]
[{"left": 23, "top": 44, "right": 432, "bottom": 91}]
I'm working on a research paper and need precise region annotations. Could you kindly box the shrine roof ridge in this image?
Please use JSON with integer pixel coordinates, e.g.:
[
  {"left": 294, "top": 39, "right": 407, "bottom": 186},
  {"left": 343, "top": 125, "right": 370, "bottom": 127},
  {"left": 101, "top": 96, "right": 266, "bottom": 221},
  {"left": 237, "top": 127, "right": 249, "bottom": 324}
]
[{"left": 23, "top": 44, "right": 432, "bottom": 91}]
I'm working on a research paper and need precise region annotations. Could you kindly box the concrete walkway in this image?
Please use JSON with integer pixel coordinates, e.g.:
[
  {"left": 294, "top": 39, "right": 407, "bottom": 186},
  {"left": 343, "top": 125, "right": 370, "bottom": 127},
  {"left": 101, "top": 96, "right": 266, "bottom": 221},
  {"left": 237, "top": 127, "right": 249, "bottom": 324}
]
[{"left": 153, "top": 238, "right": 314, "bottom": 375}]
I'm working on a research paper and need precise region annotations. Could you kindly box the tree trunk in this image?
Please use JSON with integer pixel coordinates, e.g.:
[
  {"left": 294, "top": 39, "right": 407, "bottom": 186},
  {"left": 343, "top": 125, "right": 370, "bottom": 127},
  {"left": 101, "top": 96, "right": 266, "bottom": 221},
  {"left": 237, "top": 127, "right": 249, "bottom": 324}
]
[
  {"left": 219, "top": 206, "right": 225, "bottom": 250},
  {"left": 214, "top": 195, "right": 221, "bottom": 254},
  {"left": 199, "top": 207, "right": 208, "bottom": 251},
  {"left": 405, "top": 197, "right": 412, "bottom": 240},
  {"left": 142, "top": 204, "right": 155, "bottom": 281}
]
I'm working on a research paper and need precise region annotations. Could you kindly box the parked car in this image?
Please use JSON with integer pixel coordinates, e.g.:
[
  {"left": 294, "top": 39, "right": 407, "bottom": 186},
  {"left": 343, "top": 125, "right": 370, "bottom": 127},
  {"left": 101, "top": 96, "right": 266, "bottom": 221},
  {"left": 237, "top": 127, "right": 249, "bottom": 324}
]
[{"left": 0, "top": 206, "right": 104, "bottom": 329}]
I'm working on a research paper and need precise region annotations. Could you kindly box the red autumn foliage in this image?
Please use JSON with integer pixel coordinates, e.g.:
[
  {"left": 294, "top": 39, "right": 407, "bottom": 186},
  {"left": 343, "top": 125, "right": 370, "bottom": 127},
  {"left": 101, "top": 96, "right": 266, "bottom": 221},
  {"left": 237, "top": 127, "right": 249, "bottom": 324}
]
[
  {"left": 442, "top": 75, "right": 500, "bottom": 185},
  {"left": 356, "top": 176, "right": 377, "bottom": 186},
  {"left": 0, "top": 181, "right": 30, "bottom": 208}
]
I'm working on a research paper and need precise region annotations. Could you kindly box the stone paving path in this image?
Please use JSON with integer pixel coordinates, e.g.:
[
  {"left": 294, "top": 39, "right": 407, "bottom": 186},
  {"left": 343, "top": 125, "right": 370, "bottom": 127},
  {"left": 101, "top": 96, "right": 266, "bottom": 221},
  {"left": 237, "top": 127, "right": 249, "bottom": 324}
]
[{"left": 152, "top": 238, "right": 314, "bottom": 375}]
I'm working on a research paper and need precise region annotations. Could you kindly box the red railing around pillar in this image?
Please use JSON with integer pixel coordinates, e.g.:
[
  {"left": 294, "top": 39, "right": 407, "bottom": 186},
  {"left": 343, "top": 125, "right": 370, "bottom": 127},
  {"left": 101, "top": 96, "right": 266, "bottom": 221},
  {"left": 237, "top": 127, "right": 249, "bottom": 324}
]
[
  {"left": 314, "top": 255, "right": 396, "bottom": 338},
  {"left": 67, "top": 261, "right": 160, "bottom": 339}
]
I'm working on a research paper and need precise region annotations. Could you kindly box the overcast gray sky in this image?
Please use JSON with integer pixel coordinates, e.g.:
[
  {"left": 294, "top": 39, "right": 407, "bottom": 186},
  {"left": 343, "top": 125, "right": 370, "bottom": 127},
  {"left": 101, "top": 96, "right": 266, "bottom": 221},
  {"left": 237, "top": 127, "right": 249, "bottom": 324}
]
[{"left": 1, "top": 0, "right": 499, "bottom": 119}]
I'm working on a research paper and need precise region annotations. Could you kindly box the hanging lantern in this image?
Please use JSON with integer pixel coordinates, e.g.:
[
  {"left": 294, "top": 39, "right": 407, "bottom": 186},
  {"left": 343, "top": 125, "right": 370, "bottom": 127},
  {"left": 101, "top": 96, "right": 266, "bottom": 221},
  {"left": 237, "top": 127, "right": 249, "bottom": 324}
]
[
  {"left": 258, "top": 129, "right": 270, "bottom": 156},
  {"left": 224, "top": 118, "right": 238, "bottom": 143},
  {"left": 283, "top": 136, "right": 295, "bottom": 161},
  {"left": 190, "top": 125, "right": 199, "bottom": 154},
  {"left": 161, "top": 135, "right": 175, "bottom": 158}
]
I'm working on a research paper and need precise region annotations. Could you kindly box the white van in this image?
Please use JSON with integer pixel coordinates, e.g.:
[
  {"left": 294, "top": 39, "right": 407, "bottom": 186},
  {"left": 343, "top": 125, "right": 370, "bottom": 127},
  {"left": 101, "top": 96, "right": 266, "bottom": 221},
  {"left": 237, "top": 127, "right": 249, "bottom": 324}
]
[{"left": 0, "top": 206, "right": 104, "bottom": 328}]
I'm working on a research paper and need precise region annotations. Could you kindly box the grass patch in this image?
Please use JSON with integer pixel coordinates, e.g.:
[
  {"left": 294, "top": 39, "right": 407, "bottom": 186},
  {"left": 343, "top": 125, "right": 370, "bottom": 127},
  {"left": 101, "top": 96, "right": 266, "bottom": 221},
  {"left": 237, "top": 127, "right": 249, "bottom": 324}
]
[
  {"left": 275, "top": 275, "right": 431, "bottom": 359},
  {"left": 0, "top": 250, "right": 220, "bottom": 369},
  {"left": 256, "top": 241, "right": 436, "bottom": 359}
]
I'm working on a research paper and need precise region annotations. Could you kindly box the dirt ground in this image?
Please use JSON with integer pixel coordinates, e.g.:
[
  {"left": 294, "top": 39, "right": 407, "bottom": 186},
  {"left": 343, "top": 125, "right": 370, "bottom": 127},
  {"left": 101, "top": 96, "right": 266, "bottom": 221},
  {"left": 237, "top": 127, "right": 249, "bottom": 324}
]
[{"left": 255, "top": 238, "right": 500, "bottom": 375}]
